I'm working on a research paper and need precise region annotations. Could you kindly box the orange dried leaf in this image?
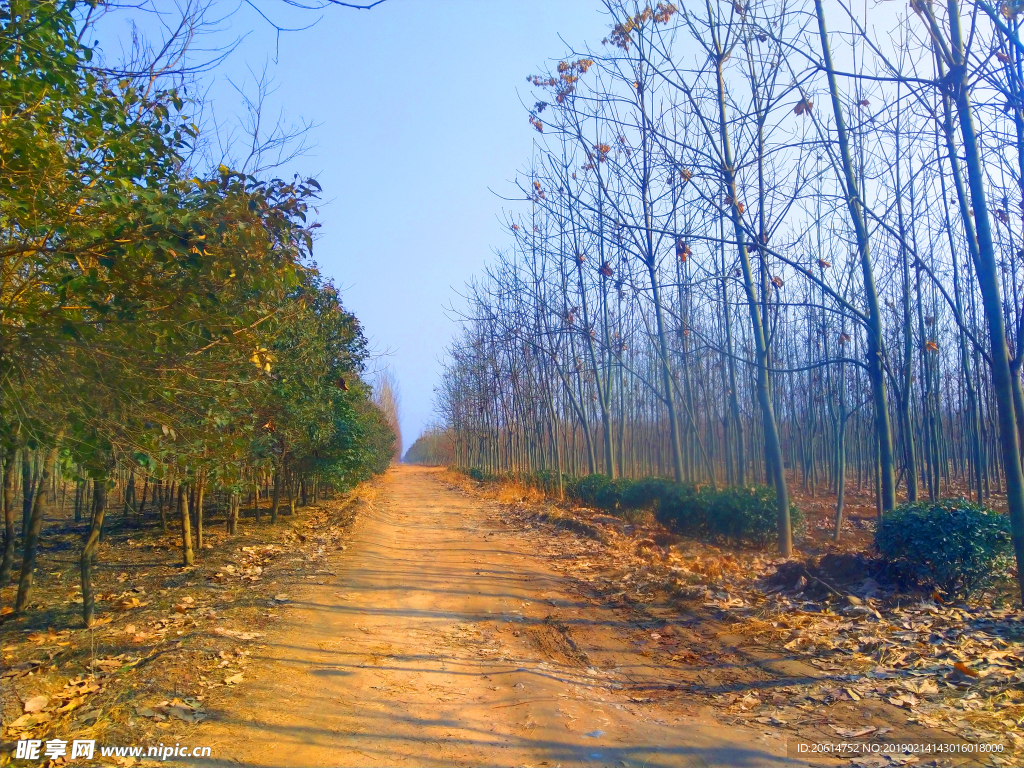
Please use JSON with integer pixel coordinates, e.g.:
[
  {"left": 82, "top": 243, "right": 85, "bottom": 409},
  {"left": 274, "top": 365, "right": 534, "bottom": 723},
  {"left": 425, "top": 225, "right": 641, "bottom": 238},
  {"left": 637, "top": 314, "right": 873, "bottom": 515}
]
[{"left": 954, "top": 661, "right": 979, "bottom": 677}]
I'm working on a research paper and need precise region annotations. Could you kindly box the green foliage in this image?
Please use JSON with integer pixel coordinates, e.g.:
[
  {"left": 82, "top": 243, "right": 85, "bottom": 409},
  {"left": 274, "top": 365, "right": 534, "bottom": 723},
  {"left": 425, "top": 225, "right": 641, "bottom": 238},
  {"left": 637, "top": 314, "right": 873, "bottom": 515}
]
[
  {"left": 621, "top": 477, "right": 676, "bottom": 512},
  {"left": 0, "top": 3, "right": 391, "bottom": 492},
  {"left": 875, "top": 499, "right": 1013, "bottom": 597},
  {"left": 703, "top": 485, "right": 797, "bottom": 547},
  {"left": 653, "top": 483, "right": 705, "bottom": 536}
]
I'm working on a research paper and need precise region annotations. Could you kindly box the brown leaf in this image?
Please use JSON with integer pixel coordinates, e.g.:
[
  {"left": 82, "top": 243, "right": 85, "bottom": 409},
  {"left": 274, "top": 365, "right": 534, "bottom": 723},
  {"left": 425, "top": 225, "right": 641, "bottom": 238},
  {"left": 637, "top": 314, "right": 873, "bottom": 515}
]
[
  {"left": 56, "top": 696, "right": 88, "bottom": 713},
  {"left": 156, "top": 705, "right": 196, "bottom": 722},
  {"left": 954, "top": 661, "right": 980, "bottom": 677},
  {"left": 22, "top": 695, "right": 49, "bottom": 713},
  {"left": 8, "top": 712, "right": 51, "bottom": 729}
]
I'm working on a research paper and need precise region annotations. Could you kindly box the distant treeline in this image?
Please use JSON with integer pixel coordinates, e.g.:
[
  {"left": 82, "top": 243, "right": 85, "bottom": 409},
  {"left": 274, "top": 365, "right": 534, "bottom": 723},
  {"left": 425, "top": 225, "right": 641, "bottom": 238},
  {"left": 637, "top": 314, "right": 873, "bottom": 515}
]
[{"left": 404, "top": 427, "right": 455, "bottom": 466}]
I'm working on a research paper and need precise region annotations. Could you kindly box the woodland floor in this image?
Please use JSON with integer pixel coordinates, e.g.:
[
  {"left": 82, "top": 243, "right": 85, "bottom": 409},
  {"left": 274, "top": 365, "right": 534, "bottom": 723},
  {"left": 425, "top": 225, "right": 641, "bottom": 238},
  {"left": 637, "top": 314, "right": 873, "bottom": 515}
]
[{"left": 1, "top": 465, "right": 1021, "bottom": 767}]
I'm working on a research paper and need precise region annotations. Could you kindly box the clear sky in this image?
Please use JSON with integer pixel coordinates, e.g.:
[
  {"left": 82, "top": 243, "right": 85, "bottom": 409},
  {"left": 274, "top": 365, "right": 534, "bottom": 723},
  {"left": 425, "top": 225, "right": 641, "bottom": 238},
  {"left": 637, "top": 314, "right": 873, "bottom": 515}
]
[{"left": 176, "top": 0, "right": 612, "bottom": 452}]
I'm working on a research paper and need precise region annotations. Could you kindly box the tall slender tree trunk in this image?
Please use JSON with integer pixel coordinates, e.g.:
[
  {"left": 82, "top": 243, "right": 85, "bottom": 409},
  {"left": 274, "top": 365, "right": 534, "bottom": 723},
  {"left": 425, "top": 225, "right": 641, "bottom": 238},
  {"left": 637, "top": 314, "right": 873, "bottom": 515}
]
[
  {"left": 943, "top": 0, "right": 1024, "bottom": 599},
  {"left": 228, "top": 492, "right": 239, "bottom": 535},
  {"left": 195, "top": 478, "right": 205, "bottom": 551},
  {"left": 159, "top": 480, "right": 169, "bottom": 532},
  {"left": 713, "top": 49, "right": 791, "bottom": 553},
  {"left": 0, "top": 444, "right": 17, "bottom": 584},
  {"left": 21, "top": 450, "right": 34, "bottom": 536},
  {"left": 179, "top": 483, "right": 194, "bottom": 566},
  {"left": 80, "top": 479, "right": 108, "bottom": 627},
  {"left": 15, "top": 443, "right": 58, "bottom": 613},
  {"left": 136, "top": 477, "right": 150, "bottom": 525},
  {"left": 815, "top": 0, "right": 896, "bottom": 513},
  {"left": 271, "top": 468, "right": 282, "bottom": 524}
]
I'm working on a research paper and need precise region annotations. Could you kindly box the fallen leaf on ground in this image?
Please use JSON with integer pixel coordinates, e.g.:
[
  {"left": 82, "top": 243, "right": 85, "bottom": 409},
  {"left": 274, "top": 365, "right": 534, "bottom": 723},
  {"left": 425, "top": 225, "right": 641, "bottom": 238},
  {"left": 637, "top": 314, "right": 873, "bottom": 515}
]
[
  {"left": 212, "top": 627, "right": 263, "bottom": 641},
  {"left": 831, "top": 725, "right": 876, "bottom": 738},
  {"left": 8, "top": 713, "right": 52, "bottom": 729},
  {"left": 56, "top": 696, "right": 88, "bottom": 713},
  {"left": 22, "top": 695, "right": 49, "bottom": 713},
  {"left": 954, "top": 662, "right": 980, "bottom": 678}
]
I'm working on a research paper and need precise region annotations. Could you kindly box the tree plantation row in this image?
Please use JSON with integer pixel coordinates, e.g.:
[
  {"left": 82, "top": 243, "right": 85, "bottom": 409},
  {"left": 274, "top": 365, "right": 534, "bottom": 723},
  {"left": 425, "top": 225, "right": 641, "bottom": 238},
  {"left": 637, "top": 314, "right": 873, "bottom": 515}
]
[
  {"left": 430, "top": 0, "right": 1024, "bottom": 597},
  {"left": 0, "top": 3, "right": 396, "bottom": 626}
]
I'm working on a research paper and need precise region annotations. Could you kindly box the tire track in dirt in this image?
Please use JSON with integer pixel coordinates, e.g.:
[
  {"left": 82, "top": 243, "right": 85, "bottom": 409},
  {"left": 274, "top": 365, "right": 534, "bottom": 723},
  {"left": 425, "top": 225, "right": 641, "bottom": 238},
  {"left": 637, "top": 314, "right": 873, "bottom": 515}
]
[{"left": 196, "top": 465, "right": 806, "bottom": 768}]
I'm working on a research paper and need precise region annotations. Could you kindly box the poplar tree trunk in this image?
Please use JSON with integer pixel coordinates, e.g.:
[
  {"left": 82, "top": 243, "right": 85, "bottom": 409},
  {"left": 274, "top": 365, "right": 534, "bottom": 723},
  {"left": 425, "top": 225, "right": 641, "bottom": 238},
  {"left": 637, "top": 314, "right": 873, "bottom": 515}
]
[
  {"left": 179, "top": 483, "right": 194, "bottom": 566},
  {"left": 271, "top": 469, "right": 281, "bottom": 524},
  {"left": 815, "top": 0, "right": 896, "bottom": 513},
  {"left": 123, "top": 471, "right": 136, "bottom": 517},
  {"left": 80, "top": 479, "right": 108, "bottom": 627},
  {"left": 73, "top": 478, "right": 84, "bottom": 523},
  {"left": 159, "top": 480, "right": 169, "bottom": 532},
  {"left": 195, "top": 480, "right": 205, "bottom": 550},
  {"left": 714, "top": 50, "right": 791, "bottom": 553},
  {"left": 15, "top": 443, "right": 58, "bottom": 613},
  {"left": 21, "top": 450, "right": 34, "bottom": 536},
  {"left": 136, "top": 477, "right": 150, "bottom": 524},
  {"left": 0, "top": 444, "right": 17, "bottom": 584},
  {"left": 943, "top": 0, "right": 1024, "bottom": 599},
  {"left": 227, "top": 492, "right": 239, "bottom": 535}
]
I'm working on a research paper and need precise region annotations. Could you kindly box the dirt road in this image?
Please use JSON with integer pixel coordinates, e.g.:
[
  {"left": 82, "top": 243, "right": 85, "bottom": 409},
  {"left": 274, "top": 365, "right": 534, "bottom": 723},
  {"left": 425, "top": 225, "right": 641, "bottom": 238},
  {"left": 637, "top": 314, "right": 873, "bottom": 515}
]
[{"left": 199, "top": 466, "right": 802, "bottom": 767}]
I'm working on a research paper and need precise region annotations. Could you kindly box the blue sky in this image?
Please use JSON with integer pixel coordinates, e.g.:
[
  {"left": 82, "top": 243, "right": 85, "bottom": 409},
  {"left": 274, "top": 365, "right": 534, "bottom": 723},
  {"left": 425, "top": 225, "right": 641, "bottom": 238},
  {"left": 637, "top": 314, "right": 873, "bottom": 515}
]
[{"left": 177, "top": 0, "right": 612, "bottom": 451}]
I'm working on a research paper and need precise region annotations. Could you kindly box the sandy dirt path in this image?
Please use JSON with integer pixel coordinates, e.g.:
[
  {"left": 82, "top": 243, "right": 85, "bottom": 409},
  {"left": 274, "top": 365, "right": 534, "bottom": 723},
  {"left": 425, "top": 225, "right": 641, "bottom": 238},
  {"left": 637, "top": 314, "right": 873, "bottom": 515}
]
[{"left": 198, "top": 466, "right": 804, "bottom": 768}]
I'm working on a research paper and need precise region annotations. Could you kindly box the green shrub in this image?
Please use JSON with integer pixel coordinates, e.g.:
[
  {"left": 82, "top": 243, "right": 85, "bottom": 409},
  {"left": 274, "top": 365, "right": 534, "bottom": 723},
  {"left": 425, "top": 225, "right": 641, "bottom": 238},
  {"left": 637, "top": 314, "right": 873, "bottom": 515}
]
[
  {"left": 620, "top": 477, "right": 675, "bottom": 511},
  {"left": 595, "top": 478, "right": 629, "bottom": 512},
  {"left": 654, "top": 483, "right": 704, "bottom": 535},
  {"left": 574, "top": 474, "right": 612, "bottom": 508},
  {"left": 875, "top": 499, "right": 1013, "bottom": 598},
  {"left": 705, "top": 485, "right": 777, "bottom": 546}
]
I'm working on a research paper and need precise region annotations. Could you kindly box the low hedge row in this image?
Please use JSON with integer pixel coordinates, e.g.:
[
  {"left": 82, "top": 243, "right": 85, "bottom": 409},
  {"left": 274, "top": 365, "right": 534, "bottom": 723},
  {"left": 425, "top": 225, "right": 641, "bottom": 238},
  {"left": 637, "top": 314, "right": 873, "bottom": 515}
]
[
  {"left": 459, "top": 468, "right": 798, "bottom": 547},
  {"left": 566, "top": 473, "right": 798, "bottom": 547}
]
